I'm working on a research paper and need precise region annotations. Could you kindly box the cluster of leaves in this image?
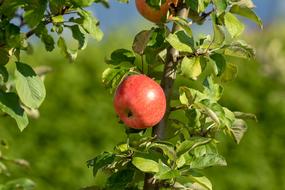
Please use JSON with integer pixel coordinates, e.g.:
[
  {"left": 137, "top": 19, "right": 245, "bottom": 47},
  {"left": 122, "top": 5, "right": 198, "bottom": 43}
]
[
  {"left": 95, "top": 0, "right": 261, "bottom": 189},
  {"left": 0, "top": 0, "right": 106, "bottom": 131},
  {"left": 0, "top": 139, "right": 35, "bottom": 190}
]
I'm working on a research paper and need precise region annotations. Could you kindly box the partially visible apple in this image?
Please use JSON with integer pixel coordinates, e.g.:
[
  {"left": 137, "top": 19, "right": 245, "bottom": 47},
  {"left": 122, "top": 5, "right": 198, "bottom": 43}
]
[
  {"left": 114, "top": 74, "right": 166, "bottom": 129},
  {"left": 135, "top": 0, "right": 171, "bottom": 23}
]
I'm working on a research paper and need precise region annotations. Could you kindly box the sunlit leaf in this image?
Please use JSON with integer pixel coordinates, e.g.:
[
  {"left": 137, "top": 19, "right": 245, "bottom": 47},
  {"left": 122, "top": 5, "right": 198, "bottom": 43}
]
[
  {"left": 76, "top": 9, "right": 103, "bottom": 41},
  {"left": 203, "top": 76, "right": 223, "bottom": 101},
  {"left": 212, "top": 15, "right": 225, "bottom": 46},
  {"left": 132, "top": 157, "right": 159, "bottom": 173},
  {"left": 190, "top": 153, "right": 227, "bottom": 169},
  {"left": 15, "top": 62, "right": 46, "bottom": 109},
  {"left": 213, "top": 0, "right": 227, "bottom": 16},
  {"left": 57, "top": 37, "right": 78, "bottom": 62},
  {"left": 166, "top": 31, "right": 194, "bottom": 53},
  {"left": 154, "top": 160, "right": 180, "bottom": 180},
  {"left": 181, "top": 57, "right": 202, "bottom": 80},
  {"left": 221, "top": 62, "right": 238, "bottom": 82},
  {"left": 230, "top": 5, "right": 263, "bottom": 29},
  {"left": 224, "top": 12, "right": 245, "bottom": 38},
  {"left": 176, "top": 137, "right": 212, "bottom": 156}
]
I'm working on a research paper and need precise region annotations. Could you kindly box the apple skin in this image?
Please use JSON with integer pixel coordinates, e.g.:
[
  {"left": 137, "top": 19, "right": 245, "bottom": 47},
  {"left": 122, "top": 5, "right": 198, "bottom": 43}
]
[
  {"left": 114, "top": 75, "right": 166, "bottom": 129},
  {"left": 135, "top": 0, "right": 171, "bottom": 23}
]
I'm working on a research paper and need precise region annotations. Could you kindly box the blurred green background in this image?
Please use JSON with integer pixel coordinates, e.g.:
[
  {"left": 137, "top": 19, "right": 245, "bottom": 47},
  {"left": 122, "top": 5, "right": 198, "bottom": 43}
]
[{"left": 1, "top": 3, "right": 285, "bottom": 190}]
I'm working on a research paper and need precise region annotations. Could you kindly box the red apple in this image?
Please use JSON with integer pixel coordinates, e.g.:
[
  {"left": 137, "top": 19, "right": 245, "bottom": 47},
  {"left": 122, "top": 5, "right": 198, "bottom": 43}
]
[
  {"left": 135, "top": 0, "right": 171, "bottom": 23},
  {"left": 114, "top": 74, "right": 166, "bottom": 129}
]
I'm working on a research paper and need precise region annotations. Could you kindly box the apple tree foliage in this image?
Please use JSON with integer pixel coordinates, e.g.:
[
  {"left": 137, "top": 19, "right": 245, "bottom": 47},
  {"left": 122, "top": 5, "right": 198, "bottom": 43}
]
[
  {"left": 91, "top": 0, "right": 261, "bottom": 189},
  {"left": 0, "top": 0, "right": 104, "bottom": 188},
  {"left": 0, "top": 0, "right": 261, "bottom": 189}
]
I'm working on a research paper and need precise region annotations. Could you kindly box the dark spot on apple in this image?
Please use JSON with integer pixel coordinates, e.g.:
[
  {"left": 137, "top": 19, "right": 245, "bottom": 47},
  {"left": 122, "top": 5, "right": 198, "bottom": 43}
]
[{"left": 126, "top": 109, "right": 133, "bottom": 118}]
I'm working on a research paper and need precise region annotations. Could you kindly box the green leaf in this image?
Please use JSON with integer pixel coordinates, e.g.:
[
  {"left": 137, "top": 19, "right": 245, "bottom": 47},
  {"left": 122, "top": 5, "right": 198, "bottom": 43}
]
[
  {"left": 189, "top": 173, "right": 212, "bottom": 190},
  {"left": 176, "top": 151, "right": 193, "bottom": 168},
  {"left": 224, "top": 12, "right": 245, "bottom": 38},
  {"left": 101, "top": 67, "right": 129, "bottom": 92},
  {"left": 231, "top": 0, "right": 255, "bottom": 9},
  {"left": 94, "top": 0, "right": 110, "bottom": 8},
  {"left": 3, "top": 178, "right": 35, "bottom": 190},
  {"left": 230, "top": 5, "right": 263, "bottom": 29},
  {"left": 194, "top": 102, "right": 220, "bottom": 125},
  {"left": 203, "top": 76, "right": 223, "bottom": 101},
  {"left": 149, "top": 143, "right": 176, "bottom": 161},
  {"left": 181, "top": 57, "right": 202, "bottom": 80},
  {"left": 185, "top": 109, "right": 201, "bottom": 128},
  {"left": 213, "top": 0, "right": 227, "bottom": 16},
  {"left": 171, "top": 17, "right": 193, "bottom": 37},
  {"left": 71, "top": 0, "right": 95, "bottom": 7},
  {"left": 209, "top": 53, "right": 226, "bottom": 76},
  {"left": 222, "top": 107, "right": 235, "bottom": 128},
  {"left": 225, "top": 40, "right": 256, "bottom": 59},
  {"left": 107, "top": 49, "right": 135, "bottom": 65},
  {"left": 154, "top": 160, "right": 180, "bottom": 180},
  {"left": 69, "top": 25, "right": 87, "bottom": 50},
  {"left": 234, "top": 111, "right": 257, "bottom": 121},
  {"left": 221, "top": 62, "right": 238, "bottom": 82},
  {"left": 0, "top": 49, "right": 9, "bottom": 65},
  {"left": 166, "top": 31, "right": 194, "bottom": 53},
  {"left": 0, "top": 161, "right": 8, "bottom": 175},
  {"left": 24, "top": 0, "right": 47, "bottom": 28},
  {"left": 41, "top": 33, "right": 55, "bottom": 52},
  {"left": 52, "top": 15, "right": 64, "bottom": 23},
  {"left": 193, "top": 143, "right": 218, "bottom": 157},
  {"left": 132, "top": 30, "right": 153, "bottom": 55},
  {"left": 87, "top": 152, "right": 115, "bottom": 177},
  {"left": 230, "top": 119, "right": 248, "bottom": 144},
  {"left": 0, "top": 65, "right": 8, "bottom": 83},
  {"left": 176, "top": 137, "right": 212, "bottom": 157},
  {"left": 132, "top": 157, "right": 159, "bottom": 173},
  {"left": 57, "top": 37, "right": 78, "bottom": 62},
  {"left": 212, "top": 15, "right": 225, "bottom": 46},
  {"left": 34, "top": 23, "right": 55, "bottom": 51},
  {"left": 15, "top": 62, "right": 46, "bottom": 109},
  {"left": 0, "top": 91, "right": 28, "bottom": 131},
  {"left": 5, "top": 24, "right": 21, "bottom": 48},
  {"left": 0, "top": 1, "right": 26, "bottom": 19},
  {"left": 180, "top": 87, "right": 207, "bottom": 103},
  {"left": 190, "top": 153, "right": 227, "bottom": 169},
  {"left": 187, "top": 0, "right": 211, "bottom": 13},
  {"left": 106, "top": 169, "right": 134, "bottom": 189},
  {"left": 76, "top": 9, "right": 103, "bottom": 41},
  {"left": 179, "top": 86, "right": 194, "bottom": 106}
]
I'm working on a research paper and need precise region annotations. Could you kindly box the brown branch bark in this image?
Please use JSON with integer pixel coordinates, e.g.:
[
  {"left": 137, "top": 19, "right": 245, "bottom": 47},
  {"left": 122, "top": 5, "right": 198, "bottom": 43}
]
[
  {"left": 143, "top": 5, "right": 189, "bottom": 190},
  {"left": 154, "top": 6, "right": 189, "bottom": 140}
]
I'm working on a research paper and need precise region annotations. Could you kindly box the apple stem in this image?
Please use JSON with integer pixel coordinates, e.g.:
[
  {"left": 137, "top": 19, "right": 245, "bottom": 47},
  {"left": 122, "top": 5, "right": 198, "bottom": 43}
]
[{"left": 143, "top": 5, "right": 190, "bottom": 190}]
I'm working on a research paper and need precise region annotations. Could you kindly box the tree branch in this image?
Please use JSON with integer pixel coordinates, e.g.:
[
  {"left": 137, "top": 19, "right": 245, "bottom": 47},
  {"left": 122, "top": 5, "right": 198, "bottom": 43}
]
[
  {"left": 25, "top": 19, "right": 51, "bottom": 38},
  {"left": 153, "top": 6, "right": 190, "bottom": 140},
  {"left": 143, "top": 5, "right": 190, "bottom": 190}
]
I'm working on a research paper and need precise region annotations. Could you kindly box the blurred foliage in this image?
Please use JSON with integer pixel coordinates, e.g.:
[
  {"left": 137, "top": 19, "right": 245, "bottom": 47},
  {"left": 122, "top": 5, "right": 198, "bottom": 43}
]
[{"left": 0, "top": 23, "right": 285, "bottom": 190}]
